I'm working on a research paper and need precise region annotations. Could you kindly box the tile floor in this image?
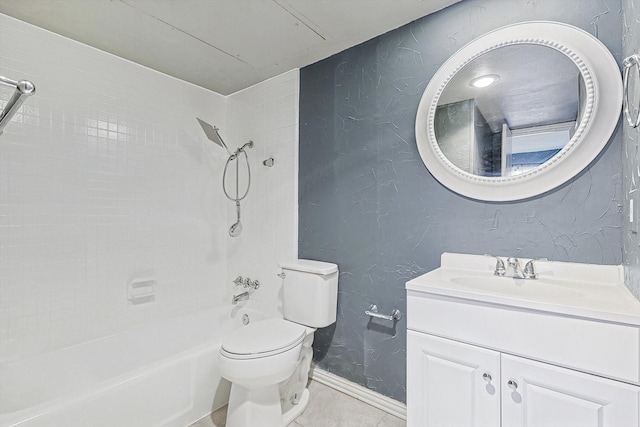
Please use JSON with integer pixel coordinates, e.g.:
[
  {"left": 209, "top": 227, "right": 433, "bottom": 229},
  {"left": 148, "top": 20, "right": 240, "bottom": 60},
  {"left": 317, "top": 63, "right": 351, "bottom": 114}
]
[{"left": 189, "top": 380, "right": 406, "bottom": 427}]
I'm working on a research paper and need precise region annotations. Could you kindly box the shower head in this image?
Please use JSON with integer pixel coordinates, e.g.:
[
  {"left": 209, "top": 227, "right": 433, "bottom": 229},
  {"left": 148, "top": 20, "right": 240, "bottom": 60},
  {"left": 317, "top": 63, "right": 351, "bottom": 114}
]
[{"left": 197, "top": 118, "right": 232, "bottom": 156}]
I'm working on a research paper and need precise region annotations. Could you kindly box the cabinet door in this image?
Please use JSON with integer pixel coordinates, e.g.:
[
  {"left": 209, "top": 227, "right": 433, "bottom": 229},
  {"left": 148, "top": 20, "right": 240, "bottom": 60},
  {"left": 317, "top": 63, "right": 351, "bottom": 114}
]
[
  {"left": 501, "top": 354, "right": 640, "bottom": 427},
  {"left": 407, "top": 331, "right": 500, "bottom": 427}
]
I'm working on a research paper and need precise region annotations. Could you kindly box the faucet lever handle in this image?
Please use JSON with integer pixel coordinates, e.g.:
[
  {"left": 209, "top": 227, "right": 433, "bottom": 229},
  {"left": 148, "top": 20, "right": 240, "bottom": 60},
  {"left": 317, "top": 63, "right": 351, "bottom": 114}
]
[
  {"left": 495, "top": 258, "right": 506, "bottom": 276},
  {"left": 523, "top": 260, "right": 537, "bottom": 279},
  {"left": 233, "top": 276, "right": 244, "bottom": 286},
  {"left": 485, "top": 254, "right": 506, "bottom": 276}
]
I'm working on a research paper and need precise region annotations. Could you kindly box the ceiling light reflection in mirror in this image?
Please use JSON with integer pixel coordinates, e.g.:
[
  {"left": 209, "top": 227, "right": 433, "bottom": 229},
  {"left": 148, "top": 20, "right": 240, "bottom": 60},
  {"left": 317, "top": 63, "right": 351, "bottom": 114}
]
[{"left": 469, "top": 74, "right": 500, "bottom": 88}]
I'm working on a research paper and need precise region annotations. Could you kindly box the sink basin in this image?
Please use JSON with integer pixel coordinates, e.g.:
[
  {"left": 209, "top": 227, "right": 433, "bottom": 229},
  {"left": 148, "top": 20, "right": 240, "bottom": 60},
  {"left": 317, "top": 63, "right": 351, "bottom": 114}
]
[
  {"left": 406, "top": 252, "right": 640, "bottom": 326},
  {"left": 449, "top": 276, "right": 585, "bottom": 299}
]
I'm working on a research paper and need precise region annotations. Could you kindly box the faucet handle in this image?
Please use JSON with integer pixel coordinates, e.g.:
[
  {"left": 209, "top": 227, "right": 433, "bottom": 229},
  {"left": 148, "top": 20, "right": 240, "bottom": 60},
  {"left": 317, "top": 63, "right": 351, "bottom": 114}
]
[
  {"left": 233, "top": 276, "right": 244, "bottom": 286},
  {"left": 495, "top": 258, "right": 506, "bottom": 276},
  {"left": 485, "top": 254, "right": 506, "bottom": 276},
  {"left": 523, "top": 260, "right": 537, "bottom": 279}
]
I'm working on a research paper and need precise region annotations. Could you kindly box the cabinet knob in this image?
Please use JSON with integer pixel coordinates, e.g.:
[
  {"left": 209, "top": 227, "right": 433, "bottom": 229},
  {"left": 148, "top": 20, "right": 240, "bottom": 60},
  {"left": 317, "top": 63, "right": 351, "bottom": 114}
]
[
  {"left": 507, "top": 379, "right": 518, "bottom": 391},
  {"left": 482, "top": 372, "right": 492, "bottom": 382}
]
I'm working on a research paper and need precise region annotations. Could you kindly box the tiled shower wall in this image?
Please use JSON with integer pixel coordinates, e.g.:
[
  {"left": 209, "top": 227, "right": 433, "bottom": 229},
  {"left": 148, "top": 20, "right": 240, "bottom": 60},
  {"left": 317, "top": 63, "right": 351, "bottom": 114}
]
[
  {"left": 0, "top": 15, "right": 300, "bottom": 362},
  {"left": 622, "top": 0, "right": 640, "bottom": 299},
  {"left": 0, "top": 14, "right": 227, "bottom": 361},
  {"left": 225, "top": 70, "right": 299, "bottom": 316}
]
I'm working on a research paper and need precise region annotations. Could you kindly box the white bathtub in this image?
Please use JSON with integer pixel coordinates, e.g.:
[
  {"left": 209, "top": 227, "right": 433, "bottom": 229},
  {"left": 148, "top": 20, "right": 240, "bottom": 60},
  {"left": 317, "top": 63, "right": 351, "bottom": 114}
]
[{"left": 0, "top": 305, "right": 267, "bottom": 427}]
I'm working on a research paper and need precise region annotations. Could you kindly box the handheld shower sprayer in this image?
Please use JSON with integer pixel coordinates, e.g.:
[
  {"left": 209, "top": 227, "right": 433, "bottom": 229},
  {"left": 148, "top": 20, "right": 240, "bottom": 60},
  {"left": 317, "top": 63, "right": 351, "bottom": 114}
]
[
  {"left": 197, "top": 118, "right": 253, "bottom": 237},
  {"left": 229, "top": 201, "right": 242, "bottom": 237}
]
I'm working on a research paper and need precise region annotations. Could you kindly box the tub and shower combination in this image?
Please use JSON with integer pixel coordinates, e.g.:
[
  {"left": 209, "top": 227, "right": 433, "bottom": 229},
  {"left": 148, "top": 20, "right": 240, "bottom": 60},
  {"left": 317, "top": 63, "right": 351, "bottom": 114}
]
[
  {"left": 0, "top": 66, "right": 267, "bottom": 427},
  {"left": 0, "top": 306, "right": 266, "bottom": 427}
]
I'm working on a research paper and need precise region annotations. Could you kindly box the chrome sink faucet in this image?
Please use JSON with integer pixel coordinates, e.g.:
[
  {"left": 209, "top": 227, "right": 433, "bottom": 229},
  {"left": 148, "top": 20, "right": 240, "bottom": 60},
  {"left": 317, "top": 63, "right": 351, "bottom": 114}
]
[
  {"left": 486, "top": 254, "right": 537, "bottom": 279},
  {"left": 507, "top": 257, "right": 537, "bottom": 279},
  {"left": 507, "top": 257, "right": 525, "bottom": 279}
]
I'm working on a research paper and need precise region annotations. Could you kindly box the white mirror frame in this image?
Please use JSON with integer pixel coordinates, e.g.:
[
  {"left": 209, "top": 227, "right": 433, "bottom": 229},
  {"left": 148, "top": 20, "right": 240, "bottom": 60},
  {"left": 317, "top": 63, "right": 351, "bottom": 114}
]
[{"left": 415, "top": 21, "right": 622, "bottom": 201}]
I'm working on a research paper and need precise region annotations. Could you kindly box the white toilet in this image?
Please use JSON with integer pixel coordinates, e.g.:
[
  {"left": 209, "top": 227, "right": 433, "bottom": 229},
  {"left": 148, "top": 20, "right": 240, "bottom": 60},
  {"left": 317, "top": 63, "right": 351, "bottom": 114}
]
[{"left": 218, "top": 259, "right": 339, "bottom": 427}]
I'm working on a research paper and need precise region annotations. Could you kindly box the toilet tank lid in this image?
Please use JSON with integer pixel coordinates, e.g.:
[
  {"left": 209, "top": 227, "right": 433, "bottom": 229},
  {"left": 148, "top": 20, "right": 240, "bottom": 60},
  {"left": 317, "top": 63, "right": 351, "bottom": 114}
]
[{"left": 279, "top": 259, "right": 338, "bottom": 275}]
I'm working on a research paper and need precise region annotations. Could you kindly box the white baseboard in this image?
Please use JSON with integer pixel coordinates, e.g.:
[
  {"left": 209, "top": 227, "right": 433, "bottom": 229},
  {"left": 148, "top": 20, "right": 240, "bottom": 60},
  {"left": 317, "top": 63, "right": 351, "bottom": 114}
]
[{"left": 309, "top": 367, "right": 407, "bottom": 421}]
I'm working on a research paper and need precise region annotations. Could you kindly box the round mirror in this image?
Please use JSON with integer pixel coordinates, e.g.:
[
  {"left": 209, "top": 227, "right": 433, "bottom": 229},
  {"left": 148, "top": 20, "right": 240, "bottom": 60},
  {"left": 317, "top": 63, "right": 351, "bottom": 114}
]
[{"left": 415, "top": 21, "right": 622, "bottom": 201}]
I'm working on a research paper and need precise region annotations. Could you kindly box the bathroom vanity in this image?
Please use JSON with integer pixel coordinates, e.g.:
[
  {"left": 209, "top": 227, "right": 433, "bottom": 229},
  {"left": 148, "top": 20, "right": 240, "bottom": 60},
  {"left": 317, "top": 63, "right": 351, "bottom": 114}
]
[{"left": 406, "top": 253, "right": 640, "bottom": 427}]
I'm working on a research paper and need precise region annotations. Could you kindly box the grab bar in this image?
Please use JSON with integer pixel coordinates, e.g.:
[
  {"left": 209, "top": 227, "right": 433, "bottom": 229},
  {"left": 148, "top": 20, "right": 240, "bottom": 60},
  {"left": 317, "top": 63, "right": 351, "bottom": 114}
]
[
  {"left": 365, "top": 304, "right": 402, "bottom": 322},
  {"left": 0, "top": 75, "right": 36, "bottom": 135},
  {"left": 623, "top": 55, "right": 640, "bottom": 128}
]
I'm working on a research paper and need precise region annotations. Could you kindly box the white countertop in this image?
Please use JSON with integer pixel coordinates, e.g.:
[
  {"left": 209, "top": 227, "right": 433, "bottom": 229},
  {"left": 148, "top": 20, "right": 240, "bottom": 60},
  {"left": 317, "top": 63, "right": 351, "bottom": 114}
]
[{"left": 406, "top": 253, "right": 640, "bottom": 326}]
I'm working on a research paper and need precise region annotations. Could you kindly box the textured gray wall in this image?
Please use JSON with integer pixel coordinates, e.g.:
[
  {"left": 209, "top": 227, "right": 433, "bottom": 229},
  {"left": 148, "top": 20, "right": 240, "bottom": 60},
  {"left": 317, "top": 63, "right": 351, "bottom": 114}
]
[
  {"left": 622, "top": 0, "right": 640, "bottom": 299},
  {"left": 299, "top": 0, "right": 624, "bottom": 402}
]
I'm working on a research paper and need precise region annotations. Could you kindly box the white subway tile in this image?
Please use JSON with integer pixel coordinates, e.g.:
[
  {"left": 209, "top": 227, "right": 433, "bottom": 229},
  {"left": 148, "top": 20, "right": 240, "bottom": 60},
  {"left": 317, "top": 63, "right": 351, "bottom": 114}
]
[{"left": 0, "top": 14, "right": 228, "bottom": 361}]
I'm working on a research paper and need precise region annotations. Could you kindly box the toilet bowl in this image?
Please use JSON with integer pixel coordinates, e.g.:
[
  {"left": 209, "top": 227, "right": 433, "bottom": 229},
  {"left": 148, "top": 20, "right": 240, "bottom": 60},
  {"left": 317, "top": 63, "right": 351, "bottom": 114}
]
[
  {"left": 219, "top": 259, "right": 338, "bottom": 427},
  {"left": 219, "top": 318, "right": 307, "bottom": 427}
]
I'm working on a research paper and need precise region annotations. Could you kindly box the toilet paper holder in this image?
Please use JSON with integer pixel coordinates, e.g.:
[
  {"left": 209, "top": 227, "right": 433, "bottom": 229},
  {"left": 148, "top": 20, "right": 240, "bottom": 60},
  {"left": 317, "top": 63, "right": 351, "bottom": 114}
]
[{"left": 365, "top": 304, "right": 402, "bottom": 322}]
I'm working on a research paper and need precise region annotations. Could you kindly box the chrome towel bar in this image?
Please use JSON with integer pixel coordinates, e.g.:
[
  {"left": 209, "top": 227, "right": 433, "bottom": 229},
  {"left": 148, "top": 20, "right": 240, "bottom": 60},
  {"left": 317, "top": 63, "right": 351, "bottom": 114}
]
[
  {"left": 365, "top": 304, "right": 402, "bottom": 322},
  {"left": 0, "top": 75, "right": 36, "bottom": 135},
  {"left": 623, "top": 54, "right": 640, "bottom": 128}
]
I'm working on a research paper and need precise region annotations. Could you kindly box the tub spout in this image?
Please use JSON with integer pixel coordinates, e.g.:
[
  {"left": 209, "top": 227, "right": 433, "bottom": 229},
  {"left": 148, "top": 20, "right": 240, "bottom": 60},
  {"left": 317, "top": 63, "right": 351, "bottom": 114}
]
[{"left": 231, "top": 291, "right": 250, "bottom": 305}]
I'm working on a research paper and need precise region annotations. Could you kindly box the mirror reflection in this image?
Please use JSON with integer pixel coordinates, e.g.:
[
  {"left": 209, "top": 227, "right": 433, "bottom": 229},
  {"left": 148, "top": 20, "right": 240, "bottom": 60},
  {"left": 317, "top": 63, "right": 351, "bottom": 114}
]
[{"left": 434, "top": 44, "right": 585, "bottom": 177}]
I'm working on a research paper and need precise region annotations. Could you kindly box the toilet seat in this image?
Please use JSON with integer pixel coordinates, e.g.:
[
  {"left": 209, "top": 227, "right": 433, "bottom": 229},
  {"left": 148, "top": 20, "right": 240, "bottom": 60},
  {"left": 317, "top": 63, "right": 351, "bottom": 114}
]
[{"left": 221, "top": 318, "right": 306, "bottom": 360}]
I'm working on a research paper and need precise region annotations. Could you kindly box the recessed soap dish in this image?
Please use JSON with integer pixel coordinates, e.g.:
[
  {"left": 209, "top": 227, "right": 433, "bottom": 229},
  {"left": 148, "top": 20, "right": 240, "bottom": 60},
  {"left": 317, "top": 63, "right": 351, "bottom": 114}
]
[{"left": 127, "top": 278, "right": 156, "bottom": 304}]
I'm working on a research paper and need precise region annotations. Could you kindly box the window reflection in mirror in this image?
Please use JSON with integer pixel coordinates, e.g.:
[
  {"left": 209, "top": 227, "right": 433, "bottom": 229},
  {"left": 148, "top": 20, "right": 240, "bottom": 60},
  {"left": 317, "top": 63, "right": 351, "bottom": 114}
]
[{"left": 434, "top": 44, "right": 585, "bottom": 177}]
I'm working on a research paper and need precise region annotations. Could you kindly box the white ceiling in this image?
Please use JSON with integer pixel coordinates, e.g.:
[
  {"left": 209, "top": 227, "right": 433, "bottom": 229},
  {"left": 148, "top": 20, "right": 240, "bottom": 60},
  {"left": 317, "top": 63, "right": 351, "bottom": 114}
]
[{"left": 0, "top": 0, "right": 461, "bottom": 95}]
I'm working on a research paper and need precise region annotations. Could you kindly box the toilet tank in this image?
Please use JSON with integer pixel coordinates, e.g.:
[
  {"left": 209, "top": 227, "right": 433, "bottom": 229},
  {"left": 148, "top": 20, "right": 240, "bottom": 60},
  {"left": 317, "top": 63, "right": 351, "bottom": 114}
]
[{"left": 279, "top": 259, "right": 338, "bottom": 328}]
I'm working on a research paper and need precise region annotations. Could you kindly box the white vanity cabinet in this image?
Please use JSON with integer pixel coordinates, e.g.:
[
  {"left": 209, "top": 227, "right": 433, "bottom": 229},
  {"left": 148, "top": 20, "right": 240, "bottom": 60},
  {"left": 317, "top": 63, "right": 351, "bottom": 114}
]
[
  {"left": 408, "top": 330, "right": 639, "bottom": 427},
  {"left": 407, "top": 331, "right": 500, "bottom": 426},
  {"left": 500, "top": 354, "right": 639, "bottom": 426},
  {"left": 406, "top": 253, "right": 640, "bottom": 427}
]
